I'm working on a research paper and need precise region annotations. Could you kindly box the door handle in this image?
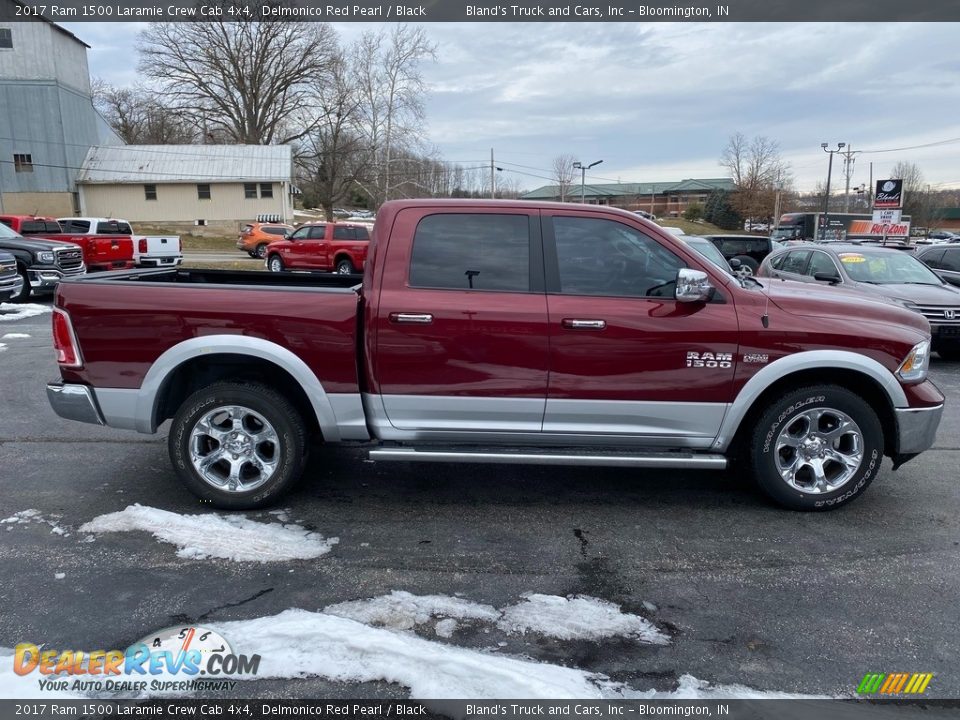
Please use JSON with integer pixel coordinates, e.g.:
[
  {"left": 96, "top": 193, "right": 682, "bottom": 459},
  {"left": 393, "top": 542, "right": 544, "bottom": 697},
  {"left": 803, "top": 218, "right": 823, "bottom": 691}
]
[
  {"left": 390, "top": 313, "right": 434, "bottom": 324},
  {"left": 562, "top": 319, "right": 606, "bottom": 330}
]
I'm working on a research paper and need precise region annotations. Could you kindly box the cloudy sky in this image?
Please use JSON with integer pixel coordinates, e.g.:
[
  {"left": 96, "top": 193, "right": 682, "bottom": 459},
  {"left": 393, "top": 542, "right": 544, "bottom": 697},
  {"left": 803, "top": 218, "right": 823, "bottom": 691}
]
[{"left": 63, "top": 21, "right": 960, "bottom": 193}]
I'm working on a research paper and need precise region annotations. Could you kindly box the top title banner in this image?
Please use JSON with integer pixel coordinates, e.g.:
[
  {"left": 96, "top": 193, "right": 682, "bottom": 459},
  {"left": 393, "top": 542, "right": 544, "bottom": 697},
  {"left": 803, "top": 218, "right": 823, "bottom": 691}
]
[{"left": 2, "top": 0, "right": 957, "bottom": 22}]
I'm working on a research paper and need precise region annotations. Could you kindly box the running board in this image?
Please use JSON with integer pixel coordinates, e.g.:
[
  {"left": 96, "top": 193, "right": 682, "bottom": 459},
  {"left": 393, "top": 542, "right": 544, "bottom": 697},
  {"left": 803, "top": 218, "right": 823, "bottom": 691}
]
[{"left": 368, "top": 447, "right": 727, "bottom": 469}]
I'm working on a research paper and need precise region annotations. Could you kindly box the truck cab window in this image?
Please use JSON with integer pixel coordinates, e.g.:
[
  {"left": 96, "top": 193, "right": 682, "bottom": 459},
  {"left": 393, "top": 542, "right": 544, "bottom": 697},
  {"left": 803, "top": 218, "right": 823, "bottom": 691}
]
[
  {"left": 409, "top": 213, "right": 530, "bottom": 291},
  {"left": 551, "top": 216, "right": 684, "bottom": 297}
]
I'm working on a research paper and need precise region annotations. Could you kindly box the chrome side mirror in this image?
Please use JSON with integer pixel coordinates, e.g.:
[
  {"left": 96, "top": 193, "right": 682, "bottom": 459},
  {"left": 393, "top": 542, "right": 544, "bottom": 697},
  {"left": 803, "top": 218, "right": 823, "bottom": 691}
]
[{"left": 675, "top": 268, "right": 714, "bottom": 303}]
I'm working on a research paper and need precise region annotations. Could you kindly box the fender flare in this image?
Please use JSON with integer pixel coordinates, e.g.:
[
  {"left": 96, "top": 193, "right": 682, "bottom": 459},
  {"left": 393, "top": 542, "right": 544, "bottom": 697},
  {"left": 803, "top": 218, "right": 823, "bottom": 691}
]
[
  {"left": 135, "top": 335, "right": 342, "bottom": 441},
  {"left": 712, "top": 349, "right": 906, "bottom": 452}
]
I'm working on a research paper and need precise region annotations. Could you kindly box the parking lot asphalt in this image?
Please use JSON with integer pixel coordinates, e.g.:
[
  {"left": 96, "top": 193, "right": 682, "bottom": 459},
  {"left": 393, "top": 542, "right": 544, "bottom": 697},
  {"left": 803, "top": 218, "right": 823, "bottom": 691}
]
[{"left": 1, "top": 298, "right": 959, "bottom": 700}]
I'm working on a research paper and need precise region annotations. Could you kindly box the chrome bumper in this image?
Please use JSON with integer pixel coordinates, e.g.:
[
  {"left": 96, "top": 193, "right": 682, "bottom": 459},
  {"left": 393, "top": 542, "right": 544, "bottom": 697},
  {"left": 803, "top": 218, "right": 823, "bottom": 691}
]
[
  {"left": 895, "top": 404, "right": 943, "bottom": 455},
  {"left": 28, "top": 266, "right": 84, "bottom": 291},
  {"left": 0, "top": 274, "right": 23, "bottom": 300},
  {"left": 47, "top": 382, "right": 105, "bottom": 426}
]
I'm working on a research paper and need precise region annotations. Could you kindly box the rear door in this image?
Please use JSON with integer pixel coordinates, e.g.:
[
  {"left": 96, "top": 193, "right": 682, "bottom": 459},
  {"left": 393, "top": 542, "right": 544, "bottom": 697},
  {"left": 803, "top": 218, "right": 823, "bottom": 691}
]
[
  {"left": 541, "top": 211, "right": 739, "bottom": 442},
  {"left": 308, "top": 224, "right": 331, "bottom": 269},
  {"left": 373, "top": 208, "right": 549, "bottom": 434}
]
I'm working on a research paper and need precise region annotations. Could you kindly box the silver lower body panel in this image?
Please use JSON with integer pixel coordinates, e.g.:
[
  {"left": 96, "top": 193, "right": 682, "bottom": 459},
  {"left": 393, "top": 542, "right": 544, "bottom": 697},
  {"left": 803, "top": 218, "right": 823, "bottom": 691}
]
[
  {"left": 369, "top": 447, "right": 727, "bottom": 469},
  {"left": 895, "top": 404, "right": 943, "bottom": 454}
]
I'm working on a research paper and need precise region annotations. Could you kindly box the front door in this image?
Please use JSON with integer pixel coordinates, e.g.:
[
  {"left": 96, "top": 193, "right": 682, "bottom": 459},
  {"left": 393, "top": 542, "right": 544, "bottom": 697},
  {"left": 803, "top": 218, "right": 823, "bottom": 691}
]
[{"left": 541, "top": 212, "right": 739, "bottom": 442}]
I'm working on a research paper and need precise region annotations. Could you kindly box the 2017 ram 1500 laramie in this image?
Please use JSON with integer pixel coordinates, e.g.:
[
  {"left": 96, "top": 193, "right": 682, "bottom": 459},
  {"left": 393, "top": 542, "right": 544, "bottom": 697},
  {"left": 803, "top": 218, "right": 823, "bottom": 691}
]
[{"left": 47, "top": 200, "right": 944, "bottom": 511}]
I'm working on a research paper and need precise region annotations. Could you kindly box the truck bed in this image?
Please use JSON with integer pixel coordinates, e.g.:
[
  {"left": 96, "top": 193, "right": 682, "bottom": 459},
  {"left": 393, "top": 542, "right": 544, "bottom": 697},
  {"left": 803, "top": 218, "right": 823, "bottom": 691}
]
[{"left": 56, "top": 268, "right": 363, "bottom": 393}]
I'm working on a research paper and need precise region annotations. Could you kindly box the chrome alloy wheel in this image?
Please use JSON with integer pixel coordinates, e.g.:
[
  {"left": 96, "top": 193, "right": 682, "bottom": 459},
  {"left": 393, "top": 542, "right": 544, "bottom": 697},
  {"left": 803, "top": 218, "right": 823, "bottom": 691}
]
[
  {"left": 774, "top": 407, "right": 864, "bottom": 494},
  {"left": 189, "top": 405, "right": 280, "bottom": 493}
]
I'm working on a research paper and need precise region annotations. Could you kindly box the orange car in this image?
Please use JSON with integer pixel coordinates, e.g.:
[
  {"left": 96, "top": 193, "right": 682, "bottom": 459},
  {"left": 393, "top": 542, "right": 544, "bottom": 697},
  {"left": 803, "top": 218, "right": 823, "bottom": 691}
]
[{"left": 236, "top": 222, "right": 294, "bottom": 258}]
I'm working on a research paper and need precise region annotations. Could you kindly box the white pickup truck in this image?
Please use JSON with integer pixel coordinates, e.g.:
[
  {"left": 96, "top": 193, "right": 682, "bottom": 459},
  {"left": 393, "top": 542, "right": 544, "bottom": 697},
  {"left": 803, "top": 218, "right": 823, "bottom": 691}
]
[{"left": 58, "top": 217, "right": 182, "bottom": 268}]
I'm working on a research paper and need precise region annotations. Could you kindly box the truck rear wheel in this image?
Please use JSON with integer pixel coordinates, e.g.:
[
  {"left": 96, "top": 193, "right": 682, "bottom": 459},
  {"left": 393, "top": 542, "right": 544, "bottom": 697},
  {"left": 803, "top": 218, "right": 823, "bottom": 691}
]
[
  {"left": 335, "top": 257, "right": 355, "bottom": 274},
  {"left": 168, "top": 382, "right": 307, "bottom": 509},
  {"left": 750, "top": 385, "right": 883, "bottom": 511}
]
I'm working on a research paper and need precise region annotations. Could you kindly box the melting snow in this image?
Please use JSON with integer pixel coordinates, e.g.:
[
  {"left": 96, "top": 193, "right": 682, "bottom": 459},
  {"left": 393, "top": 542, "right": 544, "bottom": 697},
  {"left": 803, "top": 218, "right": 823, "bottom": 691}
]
[
  {"left": 1, "top": 333, "right": 30, "bottom": 339},
  {"left": 0, "top": 303, "right": 51, "bottom": 322},
  {"left": 0, "top": 343, "right": 6, "bottom": 353},
  {"left": 79, "top": 504, "right": 338, "bottom": 562},
  {"left": 498, "top": 594, "right": 669, "bottom": 645},
  {"left": 1, "top": 509, "right": 71, "bottom": 537},
  {"left": 325, "top": 590, "right": 500, "bottom": 632}
]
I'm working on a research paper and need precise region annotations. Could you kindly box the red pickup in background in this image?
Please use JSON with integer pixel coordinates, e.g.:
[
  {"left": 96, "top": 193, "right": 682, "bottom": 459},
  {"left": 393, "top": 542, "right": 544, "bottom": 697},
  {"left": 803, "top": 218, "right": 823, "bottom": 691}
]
[{"left": 0, "top": 215, "right": 136, "bottom": 272}]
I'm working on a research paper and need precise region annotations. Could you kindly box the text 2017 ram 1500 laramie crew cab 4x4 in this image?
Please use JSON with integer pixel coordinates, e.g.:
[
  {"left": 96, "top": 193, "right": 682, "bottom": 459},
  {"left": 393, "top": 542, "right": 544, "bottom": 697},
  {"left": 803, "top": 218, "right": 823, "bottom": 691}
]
[{"left": 47, "top": 200, "right": 944, "bottom": 511}]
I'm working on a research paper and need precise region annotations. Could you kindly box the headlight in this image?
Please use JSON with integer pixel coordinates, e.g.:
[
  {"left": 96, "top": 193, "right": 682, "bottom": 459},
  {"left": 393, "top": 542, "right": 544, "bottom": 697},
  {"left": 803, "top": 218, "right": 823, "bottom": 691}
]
[
  {"left": 897, "top": 340, "right": 930, "bottom": 383},
  {"left": 37, "top": 251, "right": 55, "bottom": 264}
]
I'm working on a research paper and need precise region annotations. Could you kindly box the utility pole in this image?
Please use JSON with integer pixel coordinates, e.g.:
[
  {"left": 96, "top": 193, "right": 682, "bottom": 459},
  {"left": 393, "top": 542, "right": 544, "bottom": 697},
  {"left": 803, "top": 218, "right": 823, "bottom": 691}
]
[
  {"left": 773, "top": 187, "right": 782, "bottom": 230},
  {"left": 490, "top": 148, "right": 495, "bottom": 199},
  {"left": 842, "top": 145, "right": 856, "bottom": 212},
  {"left": 869, "top": 162, "right": 873, "bottom": 206},
  {"left": 821, "top": 142, "right": 845, "bottom": 241}
]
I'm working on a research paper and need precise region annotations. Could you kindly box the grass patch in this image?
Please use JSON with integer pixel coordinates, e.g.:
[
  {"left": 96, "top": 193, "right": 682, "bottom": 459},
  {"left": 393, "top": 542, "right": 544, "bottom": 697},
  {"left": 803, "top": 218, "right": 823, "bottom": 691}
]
[{"left": 656, "top": 219, "right": 727, "bottom": 235}]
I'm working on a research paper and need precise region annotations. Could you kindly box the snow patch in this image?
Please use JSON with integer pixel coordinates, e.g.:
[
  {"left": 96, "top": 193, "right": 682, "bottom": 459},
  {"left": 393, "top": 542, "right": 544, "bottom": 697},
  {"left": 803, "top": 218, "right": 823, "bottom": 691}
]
[
  {"left": 0, "top": 303, "right": 51, "bottom": 322},
  {"left": 54, "top": 573, "right": 65, "bottom": 580},
  {"left": 1, "top": 509, "right": 71, "bottom": 537},
  {"left": 498, "top": 594, "right": 670, "bottom": 645},
  {"left": 79, "top": 504, "right": 338, "bottom": 562},
  {"left": 0, "top": 649, "right": 83, "bottom": 699},
  {"left": 1, "top": 333, "right": 30, "bottom": 339},
  {"left": 211, "top": 609, "right": 605, "bottom": 699},
  {"left": 607, "top": 673, "right": 822, "bottom": 700},
  {"left": 325, "top": 590, "right": 500, "bottom": 632},
  {"left": 0, "top": 343, "right": 6, "bottom": 352}
]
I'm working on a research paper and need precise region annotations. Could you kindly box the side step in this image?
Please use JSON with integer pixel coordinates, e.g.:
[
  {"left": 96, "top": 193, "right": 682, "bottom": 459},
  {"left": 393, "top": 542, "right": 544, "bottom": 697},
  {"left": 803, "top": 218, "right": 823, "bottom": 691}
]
[{"left": 368, "top": 447, "right": 727, "bottom": 470}]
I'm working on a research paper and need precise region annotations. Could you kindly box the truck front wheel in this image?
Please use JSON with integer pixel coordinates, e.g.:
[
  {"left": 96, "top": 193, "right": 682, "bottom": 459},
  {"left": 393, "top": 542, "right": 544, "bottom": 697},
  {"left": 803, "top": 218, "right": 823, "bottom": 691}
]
[
  {"left": 267, "top": 255, "right": 284, "bottom": 272},
  {"left": 750, "top": 385, "right": 883, "bottom": 511},
  {"left": 168, "top": 382, "right": 307, "bottom": 509}
]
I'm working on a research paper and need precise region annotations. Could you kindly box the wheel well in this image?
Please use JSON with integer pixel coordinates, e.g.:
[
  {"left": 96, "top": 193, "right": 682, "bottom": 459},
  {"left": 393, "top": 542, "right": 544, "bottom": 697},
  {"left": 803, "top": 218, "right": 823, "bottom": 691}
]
[
  {"left": 730, "top": 368, "right": 897, "bottom": 457},
  {"left": 154, "top": 353, "right": 321, "bottom": 439},
  {"left": 334, "top": 254, "right": 353, "bottom": 266}
]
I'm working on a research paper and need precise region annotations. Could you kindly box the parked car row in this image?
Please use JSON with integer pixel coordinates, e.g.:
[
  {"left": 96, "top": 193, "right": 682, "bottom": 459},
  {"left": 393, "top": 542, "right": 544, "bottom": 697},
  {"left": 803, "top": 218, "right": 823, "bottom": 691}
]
[{"left": 237, "top": 220, "right": 372, "bottom": 275}]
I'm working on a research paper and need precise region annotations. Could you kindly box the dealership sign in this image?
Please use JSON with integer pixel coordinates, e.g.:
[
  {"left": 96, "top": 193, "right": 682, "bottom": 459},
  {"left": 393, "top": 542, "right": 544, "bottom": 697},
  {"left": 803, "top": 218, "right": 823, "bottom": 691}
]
[{"left": 874, "top": 179, "right": 904, "bottom": 209}]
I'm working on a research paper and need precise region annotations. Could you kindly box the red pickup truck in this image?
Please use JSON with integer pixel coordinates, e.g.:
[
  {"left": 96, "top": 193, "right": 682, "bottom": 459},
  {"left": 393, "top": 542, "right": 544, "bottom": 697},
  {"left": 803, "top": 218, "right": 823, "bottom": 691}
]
[
  {"left": 0, "top": 215, "right": 135, "bottom": 273},
  {"left": 47, "top": 200, "right": 943, "bottom": 511},
  {"left": 265, "top": 221, "right": 370, "bottom": 274}
]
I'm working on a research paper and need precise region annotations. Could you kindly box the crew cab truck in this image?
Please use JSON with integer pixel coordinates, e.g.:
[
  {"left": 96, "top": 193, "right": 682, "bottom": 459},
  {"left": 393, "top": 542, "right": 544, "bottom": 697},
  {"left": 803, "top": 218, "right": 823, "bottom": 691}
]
[
  {"left": 0, "top": 215, "right": 135, "bottom": 273},
  {"left": 0, "top": 221, "right": 85, "bottom": 302},
  {"left": 47, "top": 200, "right": 944, "bottom": 511},
  {"left": 58, "top": 217, "right": 182, "bottom": 268},
  {"left": 266, "top": 221, "right": 370, "bottom": 274}
]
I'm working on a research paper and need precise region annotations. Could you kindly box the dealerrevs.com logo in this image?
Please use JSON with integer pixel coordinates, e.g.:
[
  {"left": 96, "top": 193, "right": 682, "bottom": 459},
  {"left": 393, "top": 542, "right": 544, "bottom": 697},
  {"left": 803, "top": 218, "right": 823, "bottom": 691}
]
[{"left": 13, "top": 626, "right": 260, "bottom": 693}]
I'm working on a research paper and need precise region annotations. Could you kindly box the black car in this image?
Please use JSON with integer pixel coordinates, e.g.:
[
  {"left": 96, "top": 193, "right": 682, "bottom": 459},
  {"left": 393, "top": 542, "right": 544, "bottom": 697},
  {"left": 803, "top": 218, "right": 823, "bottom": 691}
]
[
  {"left": 701, "top": 234, "right": 774, "bottom": 276},
  {"left": 916, "top": 244, "right": 960, "bottom": 288},
  {"left": 758, "top": 243, "right": 960, "bottom": 360}
]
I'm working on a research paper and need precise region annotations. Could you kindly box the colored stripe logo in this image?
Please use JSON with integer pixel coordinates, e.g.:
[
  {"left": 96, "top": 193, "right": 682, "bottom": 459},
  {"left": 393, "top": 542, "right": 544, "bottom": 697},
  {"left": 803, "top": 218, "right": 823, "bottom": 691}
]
[{"left": 857, "top": 673, "right": 933, "bottom": 694}]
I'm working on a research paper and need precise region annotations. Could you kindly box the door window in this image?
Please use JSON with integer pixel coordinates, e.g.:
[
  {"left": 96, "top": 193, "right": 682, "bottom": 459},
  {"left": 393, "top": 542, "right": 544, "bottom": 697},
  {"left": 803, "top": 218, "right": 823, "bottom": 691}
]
[
  {"left": 289, "top": 227, "right": 310, "bottom": 240},
  {"left": 941, "top": 249, "right": 960, "bottom": 273},
  {"left": 333, "top": 226, "right": 353, "bottom": 240},
  {"left": 551, "top": 216, "right": 684, "bottom": 297},
  {"left": 807, "top": 251, "right": 840, "bottom": 278},
  {"left": 308, "top": 225, "right": 327, "bottom": 239},
  {"left": 409, "top": 213, "right": 530, "bottom": 292},
  {"left": 779, "top": 250, "right": 811, "bottom": 274}
]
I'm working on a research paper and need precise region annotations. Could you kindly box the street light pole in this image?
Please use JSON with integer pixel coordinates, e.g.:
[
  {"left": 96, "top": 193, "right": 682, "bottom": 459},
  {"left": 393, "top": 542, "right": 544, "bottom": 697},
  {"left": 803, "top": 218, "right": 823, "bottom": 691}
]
[
  {"left": 573, "top": 159, "right": 602, "bottom": 204},
  {"left": 821, "top": 142, "right": 845, "bottom": 241}
]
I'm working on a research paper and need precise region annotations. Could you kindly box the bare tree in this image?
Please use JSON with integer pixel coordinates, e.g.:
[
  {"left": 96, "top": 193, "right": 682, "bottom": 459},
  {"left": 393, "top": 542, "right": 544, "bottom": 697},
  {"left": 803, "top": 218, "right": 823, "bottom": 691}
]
[
  {"left": 721, "top": 133, "right": 792, "bottom": 220},
  {"left": 889, "top": 161, "right": 939, "bottom": 229},
  {"left": 296, "top": 52, "right": 369, "bottom": 221},
  {"left": 551, "top": 154, "right": 577, "bottom": 201},
  {"left": 93, "top": 80, "right": 198, "bottom": 144},
  {"left": 137, "top": 8, "right": 337, "bottom": 145},
  {"left": 352, "top": 25, "right": 437, "bottom": 204}
]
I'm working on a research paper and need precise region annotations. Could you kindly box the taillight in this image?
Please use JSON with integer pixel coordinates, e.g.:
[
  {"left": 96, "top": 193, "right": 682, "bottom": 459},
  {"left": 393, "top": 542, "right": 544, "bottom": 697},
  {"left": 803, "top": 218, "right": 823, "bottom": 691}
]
[
  {"left": 52, "top": 308, "right": 82, "bottom": 368},
  {"left": 139, "top": 238, "right": 147, "bottom": 253}
]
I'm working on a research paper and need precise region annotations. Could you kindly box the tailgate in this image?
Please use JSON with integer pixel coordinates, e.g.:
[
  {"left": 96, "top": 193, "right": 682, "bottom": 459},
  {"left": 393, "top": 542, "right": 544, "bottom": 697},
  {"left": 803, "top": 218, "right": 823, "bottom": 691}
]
[
  {"left": 140, "top": 235, "right": 181, "bottom": 257},
  {"left": 87, "top": 236, "right": 135, "bottom": 264}
]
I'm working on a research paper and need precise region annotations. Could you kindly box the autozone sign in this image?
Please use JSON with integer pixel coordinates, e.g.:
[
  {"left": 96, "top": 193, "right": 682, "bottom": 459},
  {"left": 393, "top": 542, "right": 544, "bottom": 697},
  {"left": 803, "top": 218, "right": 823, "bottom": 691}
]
[
  {"left": 874, "top": 179, "right": 904, "bottom": 209},
  {"left": 848, "top": 220, "right": 910, "bottom": 237}
]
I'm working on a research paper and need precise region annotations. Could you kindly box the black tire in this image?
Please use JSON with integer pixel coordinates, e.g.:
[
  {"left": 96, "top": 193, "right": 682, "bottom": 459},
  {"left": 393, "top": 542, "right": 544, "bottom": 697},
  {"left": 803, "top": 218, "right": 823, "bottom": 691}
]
[
  {"left": 247, "top": 251, "right": 258, "bottom": 258},
  {"left": 267, "top": 254, "right": 284, "bottom": 272},
  {"left": 732, "top": 256, "right": 759, "bottom": 276},
  {"left": 11, "top": 266, "right": 31, "bottom": 303},
  {"left": 936, "top": 343, "right": 960, "bottom": 361},
  {"left": 750, "top": 385, "right": 884, "bottom": 511},
  {"left": 168, "top": 382, "right": 308, "bottom": 509},
  {"left": 255, "top": 243, "right": 268, "bottom": 259},
  {"left": 334, "top": 257, "right": 355, "bottom": 274}
]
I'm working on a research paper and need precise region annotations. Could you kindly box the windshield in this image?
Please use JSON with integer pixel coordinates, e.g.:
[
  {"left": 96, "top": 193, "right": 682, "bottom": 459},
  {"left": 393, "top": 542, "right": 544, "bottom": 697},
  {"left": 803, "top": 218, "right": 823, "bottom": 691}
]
[
  {"left": 683, "top": 236, "right": 733, "bottom": 275},
  {"left": 772, "top": 227, "right": 801, "bottom": 240},
  {"left": 838, "top": 251, "right": 944, "bottom": 285}
]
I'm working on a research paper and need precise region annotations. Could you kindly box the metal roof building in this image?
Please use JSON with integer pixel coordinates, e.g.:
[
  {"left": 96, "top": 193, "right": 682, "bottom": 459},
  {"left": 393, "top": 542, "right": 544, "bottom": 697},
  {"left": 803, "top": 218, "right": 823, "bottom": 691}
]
[{"left": 76, "top": 144, "right": 294, "bottom": 230}]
